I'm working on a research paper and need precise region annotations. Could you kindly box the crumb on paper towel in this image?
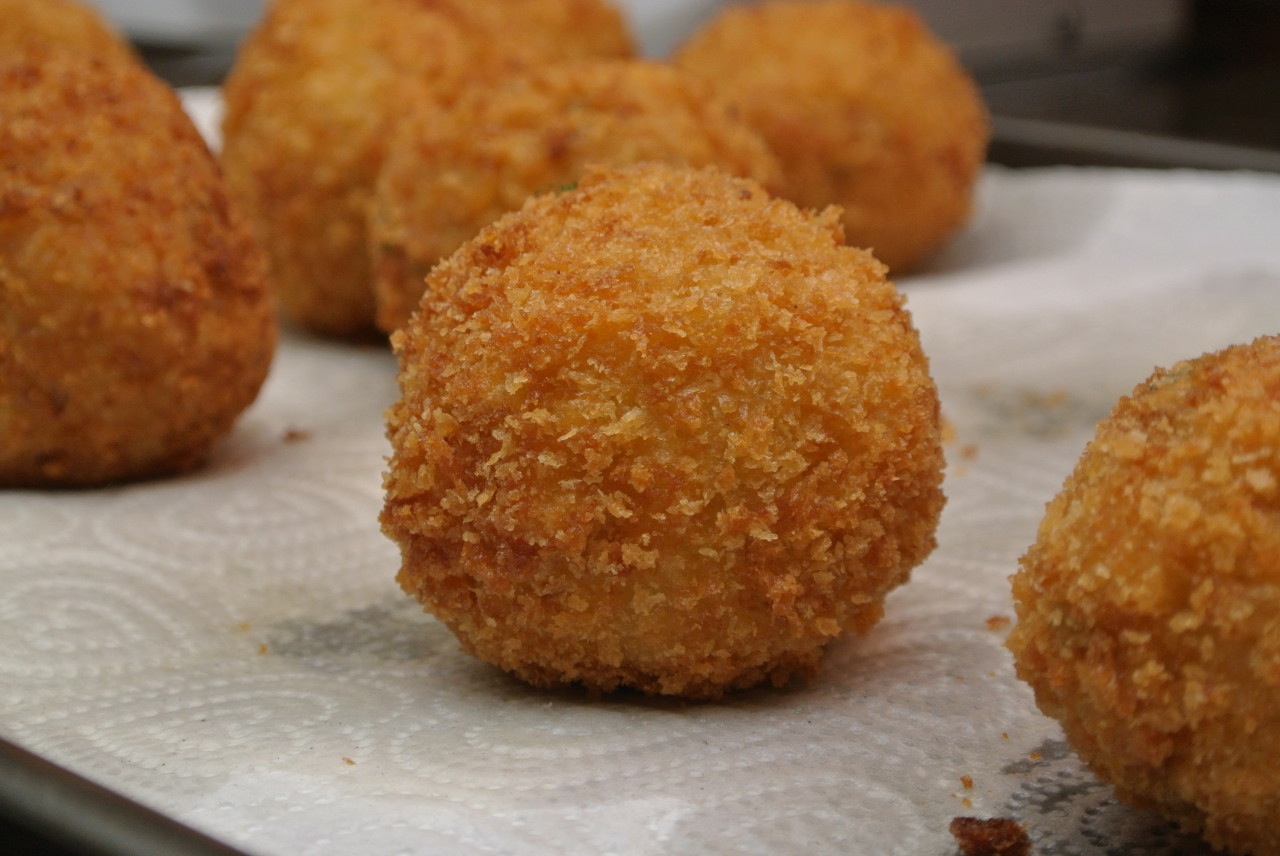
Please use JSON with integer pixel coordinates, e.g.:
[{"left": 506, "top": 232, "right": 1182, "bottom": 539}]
[
  {"left": 282, "top": 427, "right": 312, "bottom": 444},
  {"left": 342, "top": 757, "right": 357, "bottom": 766},
  {"left": 1029, "top": 389, "right": 1070, "bottom": 409},
  {"left": 949, "top": 816, "right": 1032, "bottom": 856},
  {"left": 985, "top": 615, "right": 1011, "bottom": 632},
  {"left": 960, "top": 775, "right": 974, "bottom": 790}
]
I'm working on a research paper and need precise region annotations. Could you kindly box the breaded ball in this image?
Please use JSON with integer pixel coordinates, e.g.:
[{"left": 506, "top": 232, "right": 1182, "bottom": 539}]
[
  {"left": 0, "top": 50, "right": 276, "bottom": 487},
  {"left": 382, "top": 162, "right": 945, "bottom": 699},
  {"left": 1008, "top": 336, "right": 1280, "bottom": 855},
  {"left": 0, "top": 0, "right": 137, "bottom": 63},
  {"left": 371, "top": 59, "right": 784, "bottom": 333},
  {"left": 220, "top": 0, "right": 634, "bottom": 338},
  {"left": 672, "top": 0, "right": 989, "bottom": 273}
]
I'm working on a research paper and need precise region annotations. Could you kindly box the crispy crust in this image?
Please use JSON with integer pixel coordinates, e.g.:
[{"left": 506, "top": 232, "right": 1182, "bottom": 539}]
[
  {"left": 0, "top": 0, "right": 137, "bottom": 62},
  {"left": 220, "top": 0, "right": 634, "bottom": 338},
  {"left": 0, "top": 50, "right": 276, "bottom": 487},
  {"left": 370, "top": 59, "right": 784, "bottom": 333},
  {"left": 382, "top": 162, "right": 944, "bottom": 699},
  {"left": 1008, "top": 336, "right": 1280, "bottom": 855},
  {"left": 672, "top": 0, "right": 989, "bottom": 273}
]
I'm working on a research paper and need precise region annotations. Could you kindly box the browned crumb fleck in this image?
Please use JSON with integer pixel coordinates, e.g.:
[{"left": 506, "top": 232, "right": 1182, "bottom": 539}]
[
  {"left": 1028, "top": 752, "right": 1042, "bottom": 762},
  {"left": 236, "top": 621, "right": 252, "bottom": 633},
  {"left": 1020, "top": 389, "right": 1070, "bottom": 410},
  {"left": 1001, "top": 732, "right": 1010, "bottom": 741},
  {"left": 1043, "top": 389, "right": 1069, "bottom": 407},
  {"left": 283, "top": 427, "right": 312, "bottom": 443},
  {"left": 342, "top": 757, "right": 357, "bottom": 766},
  {"left": 960, "top": 443, "right": 979, "bottom": 460},
  {"left": 257, "top": 643, "right": 269, "bottom": 656},
  {"left": 949, "top": 816, "right": 1032, "bottom": 856},
  {"left": 960, "top": 775, "right": 974, "bottom": 789},
  {"left": 985, "top": 615, "right": 1011, "bottom": 632}
]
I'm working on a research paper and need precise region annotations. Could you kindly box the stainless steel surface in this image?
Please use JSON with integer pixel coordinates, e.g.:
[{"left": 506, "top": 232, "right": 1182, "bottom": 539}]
[
  {"left": 982, "top": 0, "right": 1280, "bottom": 169},
  {"left": 991, "top": 115, "right": 1280, "bottom": 171},
  {"left": 0, "top": 738, "right": 249, "bottom": 856}
]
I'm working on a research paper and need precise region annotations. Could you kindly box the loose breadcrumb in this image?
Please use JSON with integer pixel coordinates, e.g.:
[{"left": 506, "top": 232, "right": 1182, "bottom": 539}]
[{"left": 949, "top": 817, "right": 1032, "bottom": 856}]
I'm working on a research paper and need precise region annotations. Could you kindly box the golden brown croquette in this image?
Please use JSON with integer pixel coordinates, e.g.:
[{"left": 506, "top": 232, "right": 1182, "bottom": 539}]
[
  {"left": 1009, "top": 335, "right": 1280, "bottom": 855},
  {"left": 370, "top": 59, "right": 783, "bottom": 333},
  {"left": 382, "top": 162, "right": 945, "bottom": 699},
  {"left": 0, "top": 49, "right": 276, "bottom": 487},
  {"left": 673, "top": 0, "right": 988, "bottom": 274},
  {"left": 0, "top": 0, "right": 138, "bottom": 62},
  {"left": 220, "top": 0, "right": 634, "bottom": 338}
]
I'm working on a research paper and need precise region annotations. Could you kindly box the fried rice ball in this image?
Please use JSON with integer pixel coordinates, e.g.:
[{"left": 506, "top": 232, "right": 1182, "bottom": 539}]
[
  {"left": 0, "top": 0, "right": 137, "bottom": 63},
  {"left": 672, "top": 0, "right": 989, "bottom": 274},
  {"left": 0, "top": 50, "right": 276, "bottom": 487},
  {"left": 220, "top": 0, "right": 634, "bottom": 338},
  {"left": 1008, "top": 336, "right": 1280, "bottom": 855},
  {"left": 382, "top": 162, "right": 945, "bottom": 699},
  {"left": 370, "top": 59, "right": 784, "bottom": 333}
]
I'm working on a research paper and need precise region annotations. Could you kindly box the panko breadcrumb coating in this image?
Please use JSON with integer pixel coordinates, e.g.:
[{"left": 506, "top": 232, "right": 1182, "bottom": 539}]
[
  {"left": 0, "top": 50, "right": 276, "bottom": 487},
  {"left": 371, "top": 59, "right": 783, "bottom": 333},
  {"left": 1008, "top": 336, "right": 1280, "bottom": 855},
  {"left": 672, "top": 0, "right": 988, "bottom": 273},
  {"left": 220, "top": 0, "right": 634, "bottom": 338},
  {"left": 382, "top": 162, "right": 945, "bottom": 699},
  {"left": 0, "top": 0, "right": 137, "bottom": 63}
]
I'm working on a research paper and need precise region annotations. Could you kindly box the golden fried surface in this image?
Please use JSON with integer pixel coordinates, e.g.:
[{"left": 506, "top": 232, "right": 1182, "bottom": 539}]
[
  {"left": 0, "top": 0, "right": 137, "bottom": 62},
  {"left": 221, "top": 0, "right": 634, "bottom": 338},
  {"left": 672, "top": 0, "right": 988, "bottom": 274},
  {"left": 382, "top": 162, "right": 945, "bottom": 699},
  {"left": 1008, "top": 336, "right": 1280, "bottom": 855},
  {"left": 0, "top": 50, "right": 276, "bottom": 487},
  {"left": 371, "top": 59, "right": 783, "bottom": 334}
]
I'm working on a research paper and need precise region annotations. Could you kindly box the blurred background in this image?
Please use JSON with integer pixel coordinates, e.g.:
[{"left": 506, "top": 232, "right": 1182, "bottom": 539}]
[{"left": 83, "top": 0, "right": 1280, "bottom": 171}]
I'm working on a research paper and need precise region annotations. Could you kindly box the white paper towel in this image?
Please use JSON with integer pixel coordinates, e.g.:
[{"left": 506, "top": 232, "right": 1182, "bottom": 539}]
[{"left": 4, "top": 150, "right": 1280, "bottom": 854}]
